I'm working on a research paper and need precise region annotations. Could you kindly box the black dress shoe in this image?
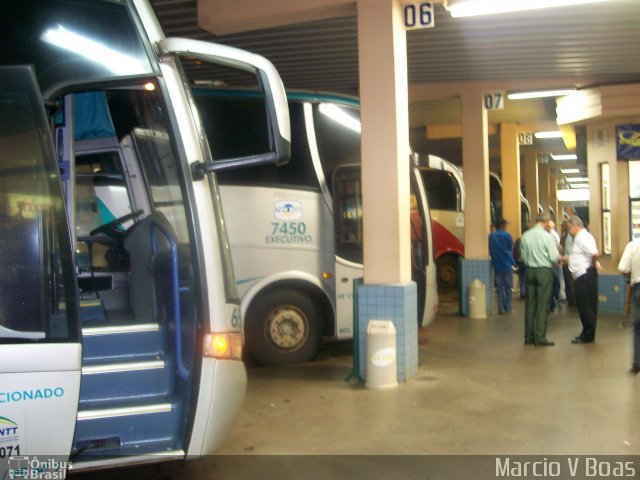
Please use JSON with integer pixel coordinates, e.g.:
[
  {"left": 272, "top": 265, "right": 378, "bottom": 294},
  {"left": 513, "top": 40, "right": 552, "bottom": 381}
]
[
  {"left": 629, "top": 364, "right": 640, "bottom": 375},
  {"left": 534, "top": 340, "right": 555, "bottom": 347},
  {"left": 571, "top": 337, "right": 594, "bottom": 344},
  {"left": 524, "top": 340, "right": 534, "bottom": 345}
]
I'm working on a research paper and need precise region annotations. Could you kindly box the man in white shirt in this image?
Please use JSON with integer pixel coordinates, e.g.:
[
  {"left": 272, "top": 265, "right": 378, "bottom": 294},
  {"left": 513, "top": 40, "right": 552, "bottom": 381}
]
[
  {"left": 546, "top": 220, "right": 562, "bottom": 312},
  {"left": 565, "top": 216, "right": 599, "bottom": 344},
  {"left": 618, "top": 237, "right": 640, "bottom": 374},
  {"left": 561, "top": 221, "right": 576, "bottom": 306}
]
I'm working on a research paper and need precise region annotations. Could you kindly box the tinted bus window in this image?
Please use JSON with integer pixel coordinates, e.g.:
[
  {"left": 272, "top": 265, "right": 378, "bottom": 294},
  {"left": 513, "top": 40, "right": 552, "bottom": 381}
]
[
  {"left": 0, "top": 68, "right": 78, "bottom": 342},
  {"left": 196, "top": 98, "right": 318, "bottom": 190},
  {"left": 2, "top": 0, "right": 153, "bottom": 96},
  {"left": 420, "top": 170, "right": 460, "bottom": 211},
  {"left": 312, "top": 103, "right": 361, "bottom": 192},
  {"left": 332, "top": 166, "right": 363, "bottom": 264}
]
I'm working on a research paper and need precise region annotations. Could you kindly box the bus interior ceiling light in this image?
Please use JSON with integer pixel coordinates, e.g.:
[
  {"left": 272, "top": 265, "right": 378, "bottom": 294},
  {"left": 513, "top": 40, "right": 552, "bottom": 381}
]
[
  {"left": 551, "top": 154, "right": 578, "bottom": 161},
  {"left": 507, "top": 89, "right": 576, "bottom": 100},
  {"left": 535, "top": 131, "right": 564, "bottom": 139},
  {"left": 41, "top": 25, "right": 145, "bottom": 75},
  {"left": 445, "top": 0, "right": 611, "bottom": 17},
  {"left": 318, "top": 103, "right": 361, "bottom": 133}
]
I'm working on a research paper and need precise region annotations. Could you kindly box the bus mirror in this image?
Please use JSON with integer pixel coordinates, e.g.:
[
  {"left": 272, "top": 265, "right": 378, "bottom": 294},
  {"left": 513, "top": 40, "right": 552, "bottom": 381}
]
[
  {"left": 191, "top": 153, "right": 283, "bottom": 179},
  {"left": 159, "top": 38, "right": 291, "bottom": 172}
]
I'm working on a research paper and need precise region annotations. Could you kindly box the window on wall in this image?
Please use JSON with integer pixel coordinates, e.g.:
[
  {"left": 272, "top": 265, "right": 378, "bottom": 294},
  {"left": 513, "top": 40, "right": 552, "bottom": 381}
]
[
  {"left": 600, "top": 163, "right": 611, "bottom": 255},
  {"left": 630, "top": 161, "right": 640, "bottom": 240}
]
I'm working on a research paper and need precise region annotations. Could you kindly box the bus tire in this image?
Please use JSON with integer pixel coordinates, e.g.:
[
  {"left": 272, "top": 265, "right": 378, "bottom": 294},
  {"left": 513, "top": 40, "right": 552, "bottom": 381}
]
[
  {"left": 437, "top": 254, "right": 458, "bottom": 290},
  {"left": 246, "top": 289, "right": 323, "bottom": 366}
]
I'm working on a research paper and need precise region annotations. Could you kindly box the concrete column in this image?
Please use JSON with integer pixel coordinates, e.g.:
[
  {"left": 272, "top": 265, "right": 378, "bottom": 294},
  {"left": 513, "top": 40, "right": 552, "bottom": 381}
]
[
  {"left": 461, "top": 89, "right": 490, "bottom": 258},
  {"left": 458, "top": 89, "right": 492, "bottom": 317},
  {"left": 549, "top": 171, "right": 559, "bottom": 221},
  {"left": 500, "top": 123, "right": 521, "bottom": 236},
  {"left": 356, "top": 0, "right": 417, "bottom": 383},
  {"left": 539, "top": 163, "right": 551, "bottom": 215},
  {"left": 357, "top": 0, "right": 410, "bottom": 284},
  {"left": 523, "top": 150, "right": 539, "bottom": 229}
]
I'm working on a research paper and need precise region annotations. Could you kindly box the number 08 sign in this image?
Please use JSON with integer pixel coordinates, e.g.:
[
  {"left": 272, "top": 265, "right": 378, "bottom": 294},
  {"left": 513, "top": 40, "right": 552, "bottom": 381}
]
[{"left": 403, "top": 2, "right": 434, "bottom": 30}]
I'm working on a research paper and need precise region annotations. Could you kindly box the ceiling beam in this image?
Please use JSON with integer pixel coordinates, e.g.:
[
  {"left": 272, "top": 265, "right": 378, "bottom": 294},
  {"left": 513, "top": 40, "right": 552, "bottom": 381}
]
[{"left": 197, "top": 0, "right": 356, "bottom": 35}]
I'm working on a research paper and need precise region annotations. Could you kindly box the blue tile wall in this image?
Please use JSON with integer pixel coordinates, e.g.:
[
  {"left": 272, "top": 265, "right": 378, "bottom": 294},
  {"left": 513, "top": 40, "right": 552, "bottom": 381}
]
[
  {"left": 357, "top": 282, "right": 418, "bottom": 383},
  {"left": 459, "top": 259, "right": 493, "bottom": 316},
  {"left": 597, "top": 273, "right": 628, "bottom": 315}
]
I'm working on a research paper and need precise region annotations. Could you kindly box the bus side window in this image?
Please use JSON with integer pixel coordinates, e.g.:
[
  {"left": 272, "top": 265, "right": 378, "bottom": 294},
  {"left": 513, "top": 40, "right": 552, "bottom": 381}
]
[{"left": 332, "top": 166, "right": 363, "bottom": 264}]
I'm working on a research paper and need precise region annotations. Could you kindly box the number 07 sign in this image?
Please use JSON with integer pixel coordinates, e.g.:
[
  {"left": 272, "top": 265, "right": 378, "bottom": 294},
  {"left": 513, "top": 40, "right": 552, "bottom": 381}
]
[
  {"left": 403, "top": 2, "right": 434, "bottom": 30},
  {"left": 484, "top": 92, "right": 505, "bottom": 110}
]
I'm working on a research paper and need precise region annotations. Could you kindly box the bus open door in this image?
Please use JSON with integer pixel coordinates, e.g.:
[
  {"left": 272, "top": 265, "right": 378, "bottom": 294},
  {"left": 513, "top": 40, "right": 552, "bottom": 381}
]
[{"left": 0, "top": 67, "right": 81, "bottom": 467}]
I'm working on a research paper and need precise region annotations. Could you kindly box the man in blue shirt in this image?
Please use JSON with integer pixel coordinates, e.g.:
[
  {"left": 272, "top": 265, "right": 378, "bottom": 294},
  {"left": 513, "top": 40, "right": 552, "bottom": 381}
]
[{"left": 489, "top": 218, "right": 516, "bottom": 314}]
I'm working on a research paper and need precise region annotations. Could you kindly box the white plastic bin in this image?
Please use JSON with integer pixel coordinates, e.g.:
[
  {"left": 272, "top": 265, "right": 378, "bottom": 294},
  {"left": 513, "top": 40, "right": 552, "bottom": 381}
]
[
  {"left": 468, "top": 279, "right": 487, "bottom": 319},
  {"left": 365, "top": 320, "right": 398, "bottom": 390}
]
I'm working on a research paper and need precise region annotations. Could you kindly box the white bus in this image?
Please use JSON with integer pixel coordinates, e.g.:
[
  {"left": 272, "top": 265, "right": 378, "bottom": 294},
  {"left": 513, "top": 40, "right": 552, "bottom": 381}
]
[
  {"left": 0, "top": 0, "right": 290, "bottom": 473},
  {"left": 192, "top": 89, "right": 439, "bottom": 366}
]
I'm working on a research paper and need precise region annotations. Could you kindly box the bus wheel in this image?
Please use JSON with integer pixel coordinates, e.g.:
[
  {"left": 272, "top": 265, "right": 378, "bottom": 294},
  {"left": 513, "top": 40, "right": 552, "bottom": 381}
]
[
  {"left": 246, "top": 289, "right": 323, "bottom": 366},
  {"left": 437, "top": 255, "right": 458, "bottom": 290}
]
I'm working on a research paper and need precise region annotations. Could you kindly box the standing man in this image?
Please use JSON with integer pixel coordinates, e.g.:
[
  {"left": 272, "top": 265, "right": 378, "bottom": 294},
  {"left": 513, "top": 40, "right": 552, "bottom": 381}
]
[
  {"left": 546, "top": 220, "right": 562, "bottom": 312},
  {"left": 565, "top": 216, "right": 599, "bottom": 344},
  {"left": 520, "top": 213, "right": 560, "bottom": 346},
  {"left": 489, "top": 217, "right": 516, "bottom": 314},
  {"left": 513, "top": 230, "right": 527, "bottom": 299},
  {"left": 561, "top": 221, "right": 576, "bottom": 306},
  {"left": 617, "top": 237, "right": 640, "bottom": 374}
]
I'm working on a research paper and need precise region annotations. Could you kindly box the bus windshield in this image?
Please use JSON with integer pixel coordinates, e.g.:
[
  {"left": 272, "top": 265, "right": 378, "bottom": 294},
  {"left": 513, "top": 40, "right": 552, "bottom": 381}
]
[
  {"left": 0, "top": 67, "right": 78, "bottom": 342},
  {"left": 312, "top": 103, "right": 361, "bottom": 193},
  {"left": 420, "top": 170, "right": 461, "bottom": 211},
  {"left": 2, "top": 0, "right": 154, "bottom": 97}
]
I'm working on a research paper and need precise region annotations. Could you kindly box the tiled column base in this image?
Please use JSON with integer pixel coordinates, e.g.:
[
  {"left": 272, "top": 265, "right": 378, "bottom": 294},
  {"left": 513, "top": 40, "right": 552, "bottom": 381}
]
[
  {"left": 357, "top": 283, "right": 418, "bottom": 383},
  {"left": 598, "top": 274, "right": 628, "bottom": 315},
  {"left": 459, "top": 259, "right": 493, "bottom": 316}
]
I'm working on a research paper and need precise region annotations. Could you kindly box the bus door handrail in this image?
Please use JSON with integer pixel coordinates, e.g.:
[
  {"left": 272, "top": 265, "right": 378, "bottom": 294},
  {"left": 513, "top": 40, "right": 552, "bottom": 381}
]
[{"left": 149, "top": 222, "right": 190, "bottom": 381}]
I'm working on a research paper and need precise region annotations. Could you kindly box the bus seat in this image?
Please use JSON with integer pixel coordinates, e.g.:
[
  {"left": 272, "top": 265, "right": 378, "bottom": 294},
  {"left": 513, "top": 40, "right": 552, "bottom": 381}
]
[{"left": 123, "top": 211, "right": 176, "bottom": 320}]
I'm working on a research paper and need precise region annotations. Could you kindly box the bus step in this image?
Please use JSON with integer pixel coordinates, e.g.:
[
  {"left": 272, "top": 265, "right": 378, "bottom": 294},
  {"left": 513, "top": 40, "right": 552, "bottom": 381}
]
[
  {"left": 82, "top": 323, "right": 164, "bottom": 364},
  {"left": 79, "top": 299, "right": 106, "bottom": 322},
  {"left": 71, "top": 440, "right": 180, "bottom": 464},
  {"left": 73, "top": 403, "right": 177, "bottom": 454},
  {"left": 78, "top": 360, "right": 173, "bottom": 408}
]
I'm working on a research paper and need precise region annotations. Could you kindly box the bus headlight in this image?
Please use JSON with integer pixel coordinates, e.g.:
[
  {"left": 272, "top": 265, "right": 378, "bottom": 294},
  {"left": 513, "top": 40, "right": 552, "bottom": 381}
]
[{"left": 204, "top": 333, "right": 243, "bottom": 360}]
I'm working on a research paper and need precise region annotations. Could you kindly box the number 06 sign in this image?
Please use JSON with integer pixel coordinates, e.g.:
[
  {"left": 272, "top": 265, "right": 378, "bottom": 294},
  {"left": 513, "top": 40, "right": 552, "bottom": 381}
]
[{"left": 403, "top": 2, "right": 434, "bottom": 30}]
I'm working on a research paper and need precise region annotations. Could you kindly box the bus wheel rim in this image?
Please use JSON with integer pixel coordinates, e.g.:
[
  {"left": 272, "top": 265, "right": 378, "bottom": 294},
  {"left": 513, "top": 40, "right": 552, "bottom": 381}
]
[{"left": 265, "top": 305, "right": 308, "bottom": 351}]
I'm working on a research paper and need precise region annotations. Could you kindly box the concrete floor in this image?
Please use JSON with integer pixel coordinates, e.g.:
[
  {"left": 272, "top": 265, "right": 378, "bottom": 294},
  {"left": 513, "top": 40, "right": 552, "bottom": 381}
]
[{"left": 83, "top": 294, "right": 640, "bottom": 479}]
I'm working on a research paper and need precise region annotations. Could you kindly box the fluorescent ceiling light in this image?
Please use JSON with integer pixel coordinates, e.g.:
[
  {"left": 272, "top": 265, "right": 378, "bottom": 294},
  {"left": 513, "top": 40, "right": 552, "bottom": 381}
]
[
  {"left": 535, "top": 131, "right": 563, "bottom": 139},
  {"left": 557, "top": 188, "right": 589, "bottom": 202},
  {"left": 551, "top": 154, "right": 578, "bottom": 161},
  {"left": 566, "top": 177, "right": 589, "bottom": 183},
  {"left": 446, "top": 0, "right": 611, "bottom": 18},
  {"left": 561, "top": 168, "right": 580, "bottom": 174},
  {"left": 507, "top": 89, "right": 576, "bottom": 100}
]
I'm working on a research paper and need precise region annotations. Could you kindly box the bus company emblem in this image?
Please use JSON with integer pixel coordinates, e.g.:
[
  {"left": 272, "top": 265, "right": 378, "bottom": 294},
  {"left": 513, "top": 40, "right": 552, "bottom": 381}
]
[
  {"left": 0, "top": 416, "right": 18, "bottom": 436},
  {"left": 274, "top": 201, "right": 303, "bottom": 220}
]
